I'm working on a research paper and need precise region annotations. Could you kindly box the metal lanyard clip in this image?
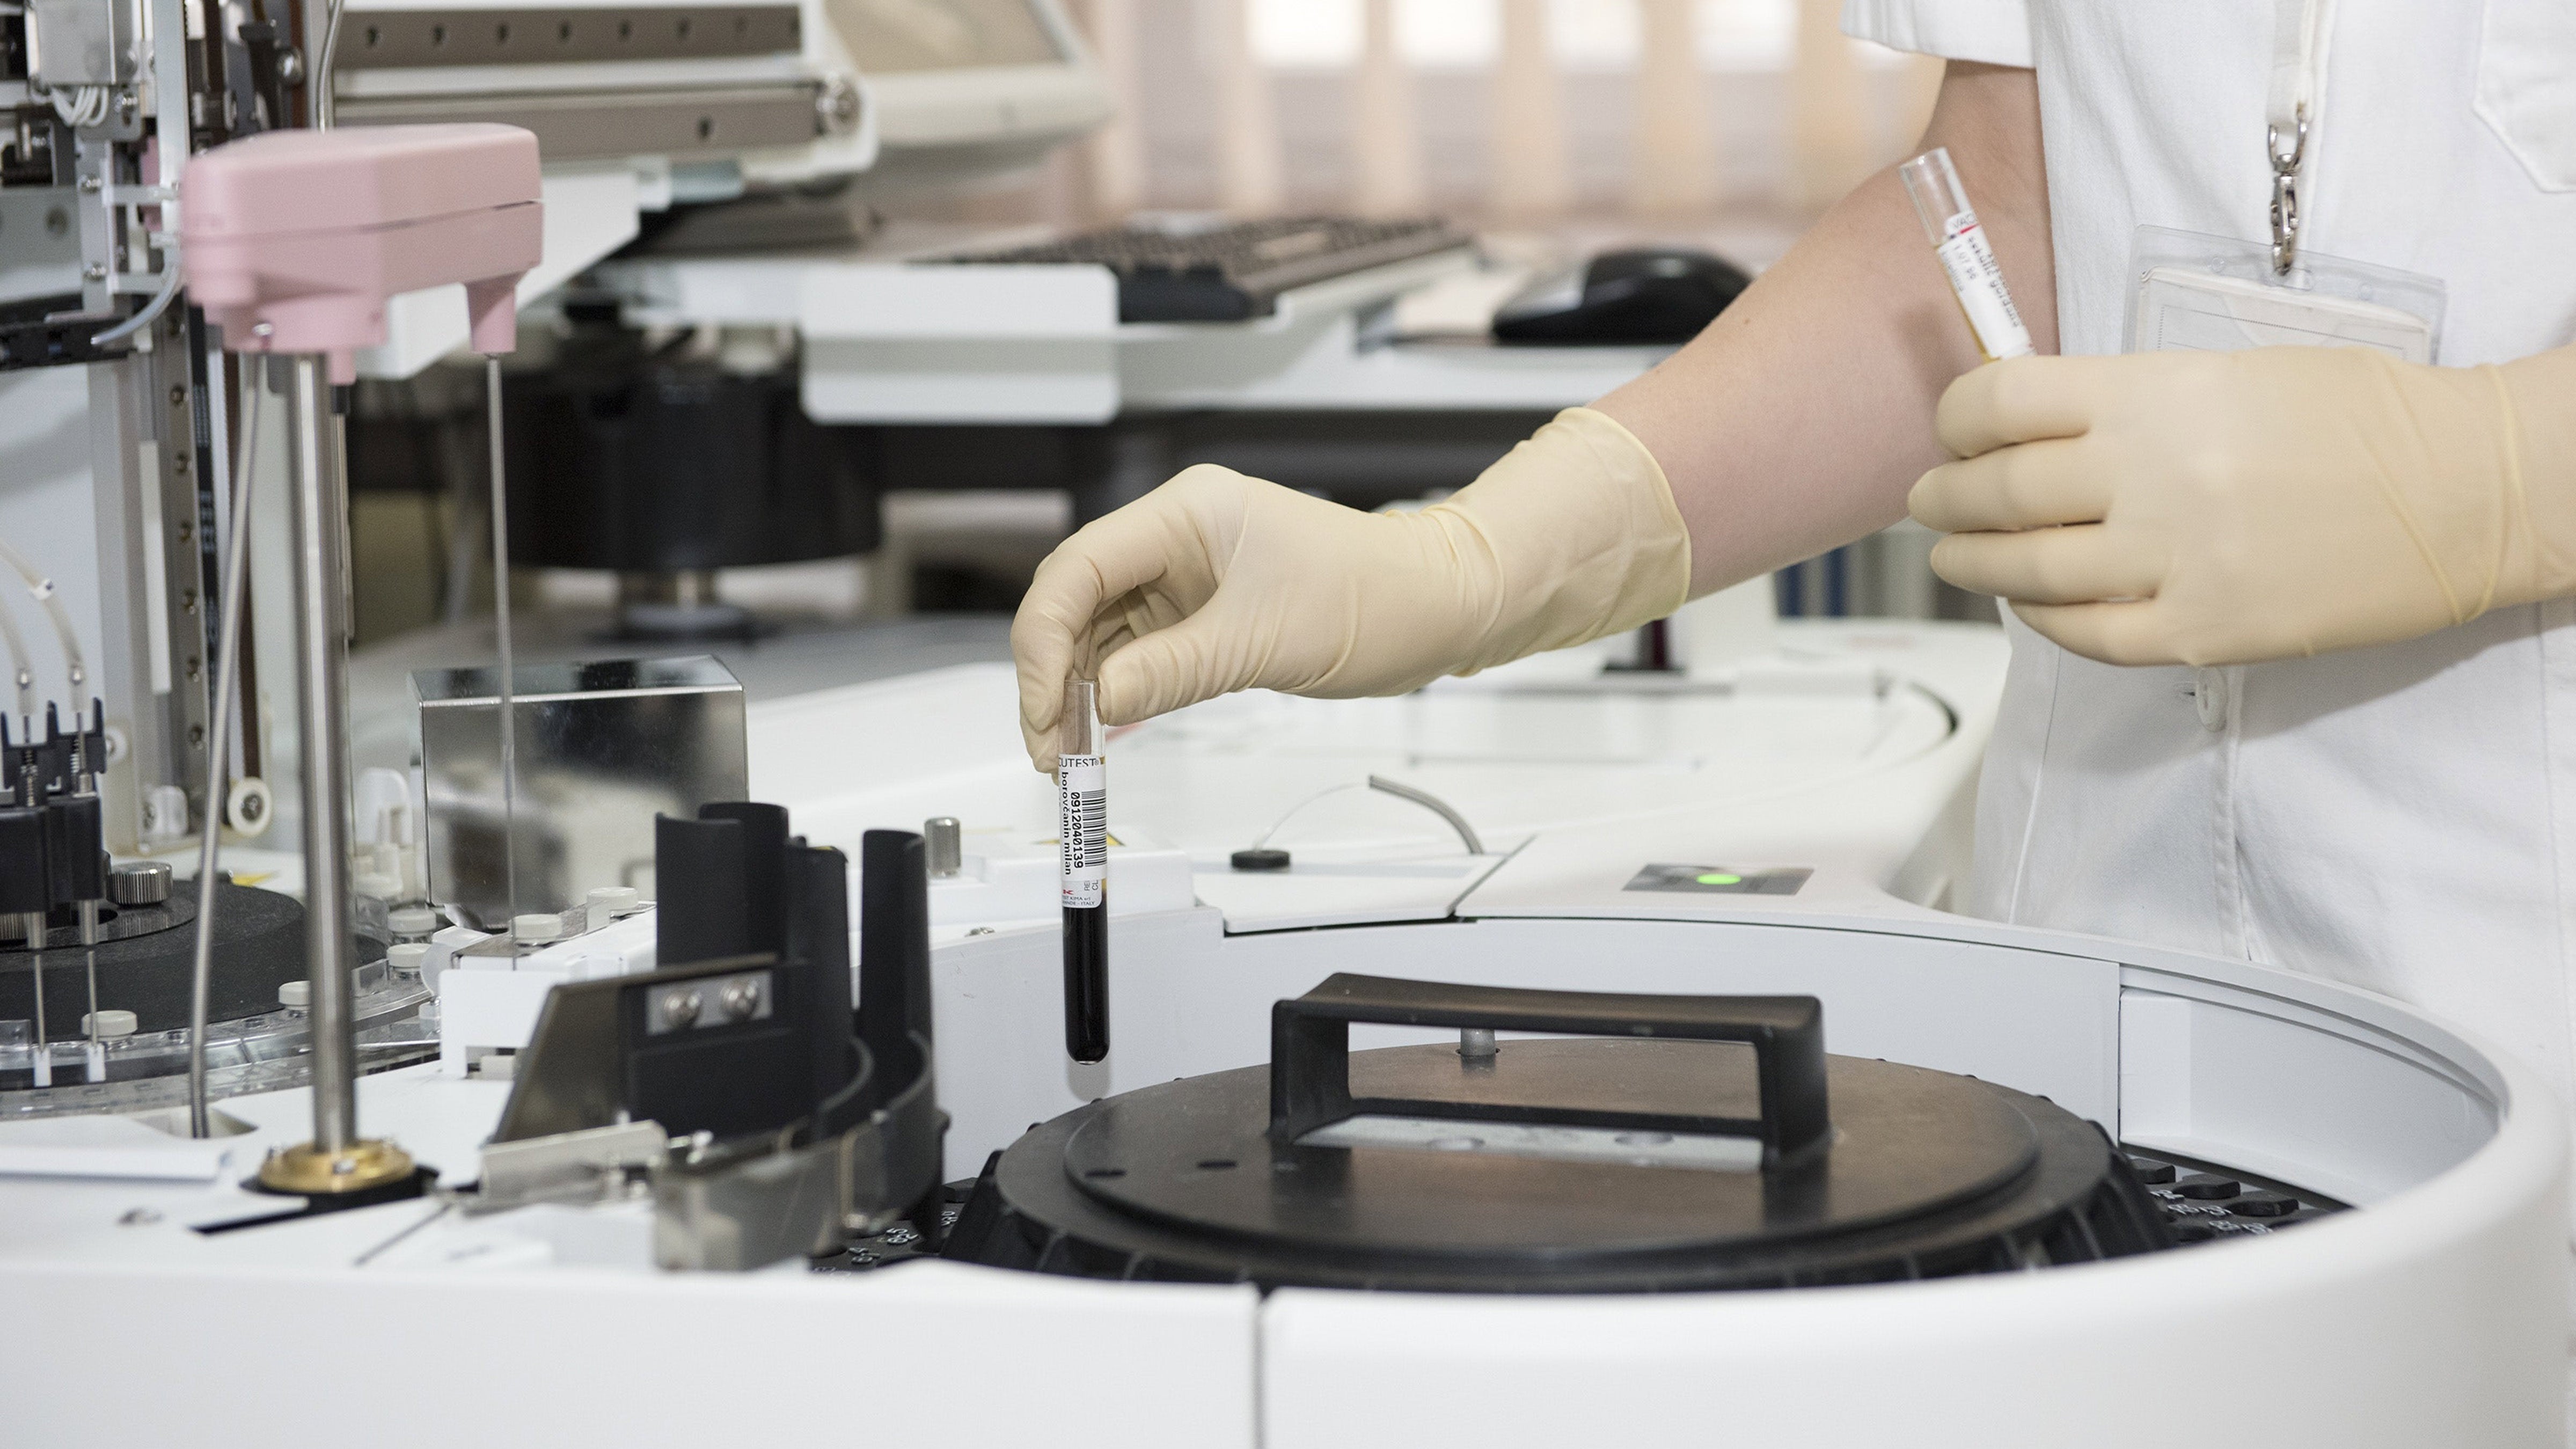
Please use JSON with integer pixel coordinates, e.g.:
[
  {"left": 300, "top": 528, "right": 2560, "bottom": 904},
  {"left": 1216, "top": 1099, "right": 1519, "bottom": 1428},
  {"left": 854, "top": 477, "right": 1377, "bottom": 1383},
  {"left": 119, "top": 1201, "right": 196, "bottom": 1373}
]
[
  {"left": 2268, "top": 104, "right": 2308, "bottom": 275},
  {"left": 2265, "top": 0, "right": 2327, "bottom": 276}
]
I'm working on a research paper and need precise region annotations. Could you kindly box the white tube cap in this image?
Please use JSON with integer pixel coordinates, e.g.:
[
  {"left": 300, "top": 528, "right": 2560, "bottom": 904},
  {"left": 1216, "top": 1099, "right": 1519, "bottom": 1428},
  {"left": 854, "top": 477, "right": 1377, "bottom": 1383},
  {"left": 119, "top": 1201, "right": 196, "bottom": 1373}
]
[
  {"left": 388, "top": 905, "right": 441, "bottom": 938},
  {"left": 586, "top": 887, "right": 640, "bottom": 921},
  {"left": 279, "top": 979, "right": 310, "bottom": 1008},
  {"left": 511, "top": 913, "right": 563, "bottom": 943},
  {"left": 385, "top": 942, "right": 430, "bottom": 975},
  {"left": 83, "top": 1009, "right": 137, "bottom": 1038}
]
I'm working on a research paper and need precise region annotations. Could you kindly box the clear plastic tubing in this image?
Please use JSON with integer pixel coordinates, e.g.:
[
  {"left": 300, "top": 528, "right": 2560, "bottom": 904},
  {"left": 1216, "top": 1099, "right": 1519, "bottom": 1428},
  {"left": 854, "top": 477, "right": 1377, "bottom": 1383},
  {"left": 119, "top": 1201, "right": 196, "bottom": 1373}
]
[
  {"left": 1058, "top": 680, "right": 1109, "bottom": 1063},
  {"left": 1898, "top": 146, "right": 2035, "bottom": 363}
]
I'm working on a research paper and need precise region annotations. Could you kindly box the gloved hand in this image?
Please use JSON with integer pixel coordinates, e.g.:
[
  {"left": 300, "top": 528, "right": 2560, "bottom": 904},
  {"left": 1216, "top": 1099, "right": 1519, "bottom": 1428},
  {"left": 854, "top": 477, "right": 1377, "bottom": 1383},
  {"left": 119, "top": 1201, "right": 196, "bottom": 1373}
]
[
  {"left": 1012, "top": 406, "right": 1690, "bottom": 770},
  {"left": 1908, "top": 345, "right": 2576, "bottom": 665}
]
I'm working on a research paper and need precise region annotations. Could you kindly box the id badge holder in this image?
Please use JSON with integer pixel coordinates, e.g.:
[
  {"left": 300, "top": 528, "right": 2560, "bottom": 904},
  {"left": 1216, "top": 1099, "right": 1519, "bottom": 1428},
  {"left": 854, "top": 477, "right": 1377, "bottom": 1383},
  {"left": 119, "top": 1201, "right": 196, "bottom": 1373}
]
[{"left": 2125, "top": 225, "right": 2445, "bottom": 361}]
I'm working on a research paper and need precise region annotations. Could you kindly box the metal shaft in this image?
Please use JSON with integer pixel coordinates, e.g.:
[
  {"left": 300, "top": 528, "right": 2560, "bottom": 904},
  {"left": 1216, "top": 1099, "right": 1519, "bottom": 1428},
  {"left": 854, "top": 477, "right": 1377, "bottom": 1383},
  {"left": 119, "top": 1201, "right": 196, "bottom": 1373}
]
[
  {"left": 187, "top": 377, "right": 262, "bottom": 1137},
  {"left": 20, "top": 912, "right": 47, "bottom": 1087},
  {"left": 286, "top": 356, "right": 357, "bottom": 1153},
  {"left": 486, "top": 356, "right": 518, "bottom": 924}
]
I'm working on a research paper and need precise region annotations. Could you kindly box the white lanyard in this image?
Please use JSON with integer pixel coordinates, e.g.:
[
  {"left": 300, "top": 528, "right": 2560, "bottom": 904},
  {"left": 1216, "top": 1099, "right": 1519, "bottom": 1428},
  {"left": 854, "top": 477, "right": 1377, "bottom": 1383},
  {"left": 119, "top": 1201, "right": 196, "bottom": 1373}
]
[{"left": 2266, "top": 0, "right": 2333, "bottom": 274}]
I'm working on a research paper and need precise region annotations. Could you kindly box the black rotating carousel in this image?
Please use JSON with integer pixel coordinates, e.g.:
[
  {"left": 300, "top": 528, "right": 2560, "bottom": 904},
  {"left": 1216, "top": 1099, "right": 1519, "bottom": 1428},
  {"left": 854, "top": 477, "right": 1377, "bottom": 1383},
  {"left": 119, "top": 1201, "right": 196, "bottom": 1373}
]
[{"left": 2, "top": 703, "right": 387, "bottom": 1094}]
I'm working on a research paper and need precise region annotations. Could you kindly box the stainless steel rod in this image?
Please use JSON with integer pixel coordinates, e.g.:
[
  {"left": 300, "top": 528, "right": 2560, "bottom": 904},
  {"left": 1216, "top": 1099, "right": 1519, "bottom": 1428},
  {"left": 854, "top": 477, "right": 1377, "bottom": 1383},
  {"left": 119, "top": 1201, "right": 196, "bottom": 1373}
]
[
  {"left": 486, "top": 356, "right": 518, "bottom": 925},
  {"left": 286, "top": 356, "right": 357, "bottom": 1153},
  {"left": 186, "top": 378, "right": 262, "bottom": 1137}
]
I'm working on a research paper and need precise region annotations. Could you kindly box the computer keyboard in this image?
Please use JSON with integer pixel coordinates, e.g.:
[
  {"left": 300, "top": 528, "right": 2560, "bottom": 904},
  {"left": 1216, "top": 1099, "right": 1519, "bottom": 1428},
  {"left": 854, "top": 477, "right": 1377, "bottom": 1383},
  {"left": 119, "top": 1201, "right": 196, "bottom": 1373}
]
[{"left": 929, "top": 216, "right": 1474, "bottom": 323}]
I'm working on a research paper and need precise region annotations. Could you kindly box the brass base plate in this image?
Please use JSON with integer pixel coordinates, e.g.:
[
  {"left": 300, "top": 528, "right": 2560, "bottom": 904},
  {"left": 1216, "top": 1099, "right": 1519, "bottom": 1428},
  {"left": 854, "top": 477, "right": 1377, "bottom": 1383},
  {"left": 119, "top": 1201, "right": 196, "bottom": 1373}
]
[{"left": 257, "top": 1138, "right": 416, "bottom": 1195}]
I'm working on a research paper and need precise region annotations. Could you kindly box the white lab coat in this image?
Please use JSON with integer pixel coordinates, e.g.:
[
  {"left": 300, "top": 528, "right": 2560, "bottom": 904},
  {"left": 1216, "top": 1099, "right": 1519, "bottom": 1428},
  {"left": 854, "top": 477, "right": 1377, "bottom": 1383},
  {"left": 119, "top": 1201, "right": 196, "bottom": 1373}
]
[{"left": 1841, "top": 1, "right": 2576, "bottom": 1113}]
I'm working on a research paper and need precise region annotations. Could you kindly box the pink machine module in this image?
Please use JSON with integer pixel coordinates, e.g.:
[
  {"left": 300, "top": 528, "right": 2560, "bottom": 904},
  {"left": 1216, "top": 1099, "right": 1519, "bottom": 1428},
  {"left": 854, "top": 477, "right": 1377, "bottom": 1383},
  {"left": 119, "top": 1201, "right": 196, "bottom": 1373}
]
[{"left": 178, "top": 123, "right": 545, "bottom": 379}]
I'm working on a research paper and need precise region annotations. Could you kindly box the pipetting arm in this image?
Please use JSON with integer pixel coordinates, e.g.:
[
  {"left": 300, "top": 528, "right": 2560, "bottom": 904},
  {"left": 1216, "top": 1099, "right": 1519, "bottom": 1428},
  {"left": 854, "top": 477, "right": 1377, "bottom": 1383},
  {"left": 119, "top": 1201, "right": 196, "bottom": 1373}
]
[{"left": 178, "top": 123, "right": 544, "bottom": 382}]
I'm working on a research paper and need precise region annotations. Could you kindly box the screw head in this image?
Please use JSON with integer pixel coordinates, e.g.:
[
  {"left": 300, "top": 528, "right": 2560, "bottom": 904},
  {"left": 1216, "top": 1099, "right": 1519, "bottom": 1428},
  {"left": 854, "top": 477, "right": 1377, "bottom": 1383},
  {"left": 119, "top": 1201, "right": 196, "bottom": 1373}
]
[
  {"left": 663, "top": 988, "right": 701, "bottom": 1027},
  {"left": 719, "top": 978, "right": 760, "bottom": 1020}
]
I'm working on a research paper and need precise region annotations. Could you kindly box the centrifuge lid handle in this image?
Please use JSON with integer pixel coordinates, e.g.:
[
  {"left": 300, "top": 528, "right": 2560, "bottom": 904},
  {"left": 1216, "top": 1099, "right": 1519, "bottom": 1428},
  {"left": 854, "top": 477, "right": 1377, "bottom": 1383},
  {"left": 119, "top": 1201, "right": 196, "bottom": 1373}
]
[{"left": 1265, "top": 974, "right": 1831, "bottom": 1169}]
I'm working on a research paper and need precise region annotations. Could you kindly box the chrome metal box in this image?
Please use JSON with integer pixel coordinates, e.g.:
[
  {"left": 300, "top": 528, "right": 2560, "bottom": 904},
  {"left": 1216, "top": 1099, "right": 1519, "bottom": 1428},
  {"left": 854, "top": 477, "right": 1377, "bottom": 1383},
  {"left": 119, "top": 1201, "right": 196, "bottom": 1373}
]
[{"left": 414, "top": 656, "right": 746, "bottom": 926}]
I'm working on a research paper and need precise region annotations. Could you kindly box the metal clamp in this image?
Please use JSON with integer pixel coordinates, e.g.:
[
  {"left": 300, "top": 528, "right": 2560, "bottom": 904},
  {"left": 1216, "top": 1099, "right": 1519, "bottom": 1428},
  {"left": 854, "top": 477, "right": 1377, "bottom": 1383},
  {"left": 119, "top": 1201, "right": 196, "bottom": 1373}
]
[{"left": 2267, "top": 104, "right": 2308, "bottom": 275}]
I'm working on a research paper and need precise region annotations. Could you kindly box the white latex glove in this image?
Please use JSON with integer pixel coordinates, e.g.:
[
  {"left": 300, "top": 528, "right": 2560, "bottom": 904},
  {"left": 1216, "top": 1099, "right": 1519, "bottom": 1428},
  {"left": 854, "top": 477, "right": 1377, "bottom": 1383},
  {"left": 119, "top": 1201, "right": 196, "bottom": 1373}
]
[
  {"left": 1013, "top": 406, "right": 1690, "bottom": 770},
  {"left": 1908, "top": 346, "right": 2576, "bottom": 666}
]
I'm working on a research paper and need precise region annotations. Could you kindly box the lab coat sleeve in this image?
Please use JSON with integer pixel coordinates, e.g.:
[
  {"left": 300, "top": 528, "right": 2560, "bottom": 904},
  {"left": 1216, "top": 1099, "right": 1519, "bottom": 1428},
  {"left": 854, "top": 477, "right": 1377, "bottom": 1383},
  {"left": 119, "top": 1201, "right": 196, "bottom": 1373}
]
[{"left": 1840, "top": 0, "right": 2032, "bottom": 68}]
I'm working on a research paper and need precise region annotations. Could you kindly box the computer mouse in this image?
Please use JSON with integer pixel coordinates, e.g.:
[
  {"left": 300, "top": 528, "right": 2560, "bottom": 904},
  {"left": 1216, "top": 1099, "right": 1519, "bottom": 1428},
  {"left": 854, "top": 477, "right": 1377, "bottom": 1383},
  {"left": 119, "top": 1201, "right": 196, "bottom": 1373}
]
[{"left": 1491, "top": 247, "right": 1752, "bottom": 345}]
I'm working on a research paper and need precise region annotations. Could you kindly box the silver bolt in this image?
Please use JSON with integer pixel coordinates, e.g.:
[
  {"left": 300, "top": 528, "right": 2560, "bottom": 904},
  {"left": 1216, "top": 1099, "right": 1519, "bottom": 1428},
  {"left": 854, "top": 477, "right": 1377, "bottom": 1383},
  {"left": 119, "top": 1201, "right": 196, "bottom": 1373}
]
[
  {"left": 1458, "top": 1028, "right": 1498, "bottom": 1060},
  {"left": 719, "top": 978, "right": 760, "bottom": 1020},
  {"left": 925, "top": 817, "right": 962, "bottom": 877},
  {"left": 663, "top": 988, "right": 702, "bottom": 1027}
]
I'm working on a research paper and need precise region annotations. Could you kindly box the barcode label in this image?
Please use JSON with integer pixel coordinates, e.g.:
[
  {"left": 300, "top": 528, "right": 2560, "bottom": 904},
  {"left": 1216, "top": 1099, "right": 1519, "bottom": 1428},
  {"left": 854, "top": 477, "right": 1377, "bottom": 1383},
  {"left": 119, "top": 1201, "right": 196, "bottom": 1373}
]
[
  {"left": 1934, "top": 219, "right": 2032, "bottom": 361},
  {"left": 1059, "top": 753, "right": 1106, "bottom": 909}
]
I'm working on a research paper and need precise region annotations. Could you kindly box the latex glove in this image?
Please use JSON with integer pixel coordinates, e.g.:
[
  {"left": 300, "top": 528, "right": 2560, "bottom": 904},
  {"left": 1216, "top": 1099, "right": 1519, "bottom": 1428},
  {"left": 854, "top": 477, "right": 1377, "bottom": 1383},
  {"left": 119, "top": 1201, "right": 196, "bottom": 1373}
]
[
  {"left": 1013, "top": 406, "right": 1690, "bottom": 770},
  {"left": 1908, "top": 346, "right": 2576, "bottom": 666}
]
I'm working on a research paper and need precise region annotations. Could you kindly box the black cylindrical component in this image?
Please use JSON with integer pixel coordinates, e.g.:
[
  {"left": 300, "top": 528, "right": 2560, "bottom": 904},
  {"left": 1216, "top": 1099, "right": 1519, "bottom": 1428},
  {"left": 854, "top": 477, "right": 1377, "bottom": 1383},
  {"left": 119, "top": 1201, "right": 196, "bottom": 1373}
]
[
  {"left": 857, "top": 830, "right": 932, "bottom": 1084},
  {"left": 0, "top": 807, "right": 47, "bottom": 913},
  {"left": 1063, "top": 905, "right": 1108, "bottom": 1064},
  {"left": 44, "top": 794, "right": 104, "bottom": 905},
  {"left": 654, "top": 813, "right": 747, "bottom": 967},
  {"left": 788, "top": 841, "right": 855, "bottom": 1109},
  {"left": 698, "top": 802, "right": 791, "bottom": 958}
]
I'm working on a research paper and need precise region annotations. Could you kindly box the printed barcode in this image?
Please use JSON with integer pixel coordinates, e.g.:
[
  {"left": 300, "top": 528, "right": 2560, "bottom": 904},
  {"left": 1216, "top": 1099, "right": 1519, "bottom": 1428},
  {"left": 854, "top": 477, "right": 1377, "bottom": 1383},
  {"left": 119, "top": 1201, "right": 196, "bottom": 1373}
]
[{"left": 1067, "top": 789, "right": 1107, "bottom": 869}]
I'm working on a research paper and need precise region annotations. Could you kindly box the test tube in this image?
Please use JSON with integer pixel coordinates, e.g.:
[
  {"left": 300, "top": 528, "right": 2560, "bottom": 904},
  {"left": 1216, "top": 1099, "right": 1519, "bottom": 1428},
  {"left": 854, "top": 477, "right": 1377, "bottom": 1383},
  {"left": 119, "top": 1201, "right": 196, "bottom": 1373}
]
[
  {"left": 1058, "top": 679, "right": 1109, "bottom": 1063},
  {"left": 1898, "top": 147, "right": 2034, "bottom": 363}
]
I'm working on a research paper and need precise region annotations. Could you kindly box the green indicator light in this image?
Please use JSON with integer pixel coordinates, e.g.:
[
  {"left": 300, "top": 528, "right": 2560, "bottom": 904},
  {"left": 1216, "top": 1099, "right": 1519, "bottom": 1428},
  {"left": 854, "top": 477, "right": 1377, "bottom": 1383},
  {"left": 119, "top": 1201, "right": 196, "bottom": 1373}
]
[{"left": 1695, "top": 873, "right": 1744, "bottom": 887}]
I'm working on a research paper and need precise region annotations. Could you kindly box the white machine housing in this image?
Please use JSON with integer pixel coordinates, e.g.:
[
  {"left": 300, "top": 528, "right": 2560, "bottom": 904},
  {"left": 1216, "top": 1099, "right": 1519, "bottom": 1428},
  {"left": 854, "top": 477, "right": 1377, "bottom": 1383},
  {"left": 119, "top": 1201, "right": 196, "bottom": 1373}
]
[
  {"left": 0, "top": 852, "right": 2561, "bottom": 1447},
  {"left": 4, "top": 610, "right": 2566, "bottom": 1445}
]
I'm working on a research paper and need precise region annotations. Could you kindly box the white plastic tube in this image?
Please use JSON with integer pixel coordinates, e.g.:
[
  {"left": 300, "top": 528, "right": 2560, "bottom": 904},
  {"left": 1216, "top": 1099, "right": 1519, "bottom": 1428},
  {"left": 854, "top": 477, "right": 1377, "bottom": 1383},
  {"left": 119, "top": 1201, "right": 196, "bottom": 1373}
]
[
  {"left": 0, "top": 534, "right": 87, "bottom": 704},
  {"left": 1898, "top": 147, "right": 2035, "bottom": 363}
]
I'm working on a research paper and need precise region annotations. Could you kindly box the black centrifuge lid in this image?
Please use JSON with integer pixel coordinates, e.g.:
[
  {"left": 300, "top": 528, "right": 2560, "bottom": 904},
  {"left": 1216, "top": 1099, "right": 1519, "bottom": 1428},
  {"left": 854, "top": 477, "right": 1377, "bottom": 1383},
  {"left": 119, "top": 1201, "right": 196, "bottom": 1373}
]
[{"left": 950, "top": 974, "right": 2170, "bottom": 1292}]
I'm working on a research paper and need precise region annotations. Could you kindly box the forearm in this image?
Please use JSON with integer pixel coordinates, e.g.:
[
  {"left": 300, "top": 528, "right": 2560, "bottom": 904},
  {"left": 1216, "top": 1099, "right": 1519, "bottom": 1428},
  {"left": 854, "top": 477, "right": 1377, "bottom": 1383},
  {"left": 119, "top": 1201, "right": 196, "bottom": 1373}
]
[{"left": 1593, "top": 61, "right": 2056, "bottom": 597}]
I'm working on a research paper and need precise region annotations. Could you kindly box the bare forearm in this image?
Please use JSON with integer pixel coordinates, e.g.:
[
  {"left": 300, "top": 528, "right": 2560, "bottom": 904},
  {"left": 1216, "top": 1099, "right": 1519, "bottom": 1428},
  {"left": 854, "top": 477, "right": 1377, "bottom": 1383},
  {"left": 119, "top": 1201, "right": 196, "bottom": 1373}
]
[{"left": 1593, "top": 62, "right": 2056, "bottom": 597}]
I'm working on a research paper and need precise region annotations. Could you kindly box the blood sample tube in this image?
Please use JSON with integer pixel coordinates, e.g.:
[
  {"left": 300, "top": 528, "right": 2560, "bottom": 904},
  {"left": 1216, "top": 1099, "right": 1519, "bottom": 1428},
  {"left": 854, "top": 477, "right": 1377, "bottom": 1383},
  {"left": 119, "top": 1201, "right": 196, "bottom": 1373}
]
[
  {"left": 1899, "top": 146, "right": 2035, "bottom": 363},
  {"left": 1058, "top": 679, "right": 1109, "bottom": 1062}
]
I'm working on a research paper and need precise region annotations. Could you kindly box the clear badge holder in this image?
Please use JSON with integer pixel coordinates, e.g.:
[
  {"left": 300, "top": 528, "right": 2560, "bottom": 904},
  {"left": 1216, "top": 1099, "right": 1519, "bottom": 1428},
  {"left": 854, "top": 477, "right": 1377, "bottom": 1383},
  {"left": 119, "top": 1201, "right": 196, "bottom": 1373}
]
[{"left": 2126, "top": 225, "right": 2445, "bottom": 362}]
